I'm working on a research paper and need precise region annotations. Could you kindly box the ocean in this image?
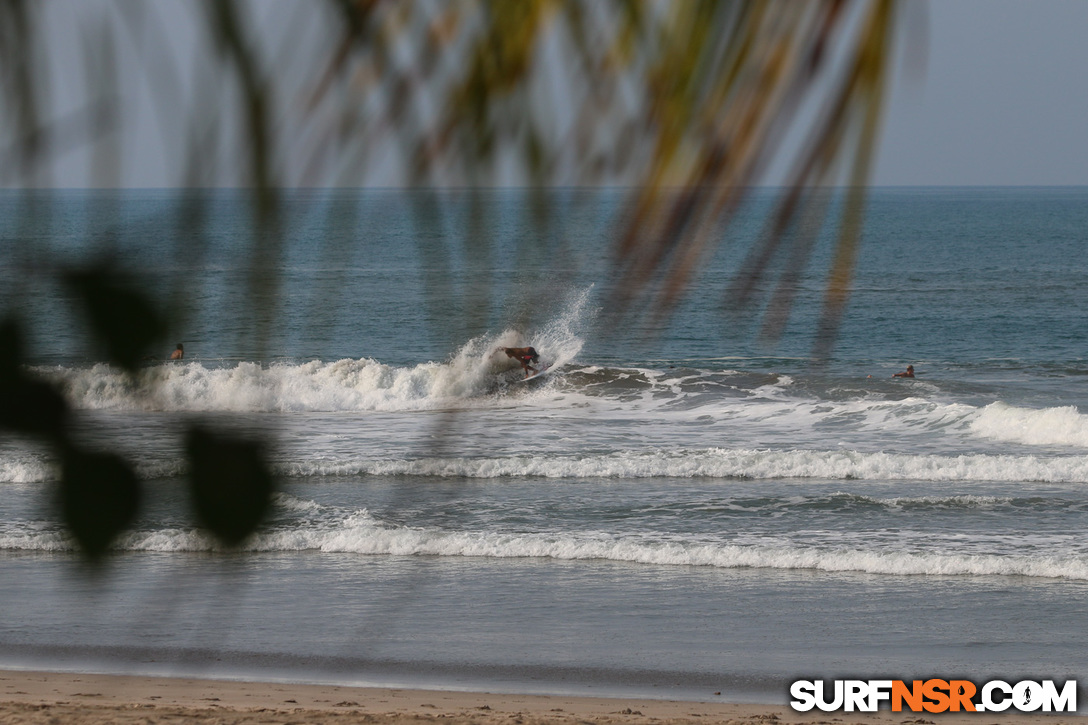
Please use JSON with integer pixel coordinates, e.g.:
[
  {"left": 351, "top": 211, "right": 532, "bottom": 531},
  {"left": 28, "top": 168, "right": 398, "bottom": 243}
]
[{"left": 1, "top": 187, "right": 1087, "bottom": 704}]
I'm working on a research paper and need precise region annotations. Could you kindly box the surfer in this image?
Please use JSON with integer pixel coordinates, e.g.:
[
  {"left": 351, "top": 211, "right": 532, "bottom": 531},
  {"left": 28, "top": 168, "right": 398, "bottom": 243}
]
[
  {"left": 170, "top": 343, "right": 184, "bottom": 361},
  {"left": 498, "top": 346, "right": 539, "bottom": 378},
  {"left": 892, "top": 365, "right": 914, "bottom": 378}
]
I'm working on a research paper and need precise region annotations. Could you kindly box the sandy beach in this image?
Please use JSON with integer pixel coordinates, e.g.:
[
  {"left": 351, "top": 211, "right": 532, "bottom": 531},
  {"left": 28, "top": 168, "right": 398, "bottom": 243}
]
[{"left": 0, "top": 670, "right": 1080, "bottom": 725}]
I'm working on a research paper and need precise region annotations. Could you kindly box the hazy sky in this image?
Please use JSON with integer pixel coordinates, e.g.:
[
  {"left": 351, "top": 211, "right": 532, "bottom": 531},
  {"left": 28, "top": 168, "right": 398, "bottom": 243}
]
[
  {"left": 873, "top": 0, "right": 1088, "bottom": 186},
  {"left": 34, "top": 1, "right": 1088, "bottom": 188}
]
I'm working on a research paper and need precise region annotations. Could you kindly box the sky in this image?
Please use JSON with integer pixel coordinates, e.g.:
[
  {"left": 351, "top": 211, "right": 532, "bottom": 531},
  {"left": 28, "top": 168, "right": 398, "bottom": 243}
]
[
  {"left": 27, "top": 0, "right": 1088, "bottom": 188},
  {"left": 873, "top": 0, "right": 1088, "bottom": 186}
]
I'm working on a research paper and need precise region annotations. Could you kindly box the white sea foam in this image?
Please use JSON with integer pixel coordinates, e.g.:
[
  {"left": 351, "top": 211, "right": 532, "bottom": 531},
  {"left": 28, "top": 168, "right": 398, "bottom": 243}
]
[
  {"left": 279, "top": 447, "right": 1088, "bottom": 483},
  {"left": 6, "top": 511, "right": 1087, "bottom": 580},
  {"left": 0, "top": 451, "right": 182, "bottom": 484},
  {"left": 0, "top": 456, "right": 55, "bottom": 483},
  {"left": 0, "top": 529, "right": 72, "bottom": 552},
  {"left": 6, "top": 445, "right": 1088, "bottom": 484},
  {"left": 42, "top": 357, "right": 502, "bottom": 413},
  {"left": 868, "top": 493, "right": 1011, "bottom": 508},
  {"left": 970, "top": 401, "right": 1088, "bottom": 448}
]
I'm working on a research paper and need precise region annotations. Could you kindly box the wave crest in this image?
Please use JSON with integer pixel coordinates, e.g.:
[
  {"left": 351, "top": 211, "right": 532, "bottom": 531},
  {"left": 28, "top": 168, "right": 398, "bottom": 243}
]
[
  {"left": 6, "top": 447, "right": 1088, "bottom": 484},
  {"left": 971, "top": 402, "right": 1088, "bottom": 447},
  {"left": 283, "top": 448, "right": 1088, "bottom": 484},
  {"left": 6, "top": 516, "right": 1086, "bottom": 581}
]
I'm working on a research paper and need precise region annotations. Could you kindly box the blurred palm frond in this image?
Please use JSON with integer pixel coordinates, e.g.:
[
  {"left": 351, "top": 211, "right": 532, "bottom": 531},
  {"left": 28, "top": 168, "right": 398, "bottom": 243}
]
[
  {"left": 309, "top": 0, "right": 900, "bottom": 351},
  {"left": 3, "top": 0, "right": 902, "bottom": 348},
  {"left": 0, "top": 0, "right": 905, "bottom": 554}
]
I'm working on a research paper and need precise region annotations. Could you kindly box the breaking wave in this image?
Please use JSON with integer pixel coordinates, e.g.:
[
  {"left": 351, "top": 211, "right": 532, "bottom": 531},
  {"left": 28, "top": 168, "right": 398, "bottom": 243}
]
[
  {"left": 278, "top": 448, "right": 1088, "bottom": 483},
  {"left": 971, "top": 401, "right": 1088, "bottom": 447},
  {"left": 4, "top": 496, "right": 1085, "bottom": 580},
  {"left": 5, "top": 446, "right": 1088, "bottom": 484},
  {"left": 34, "top": 289, "right": 590, "bottom": 414}
]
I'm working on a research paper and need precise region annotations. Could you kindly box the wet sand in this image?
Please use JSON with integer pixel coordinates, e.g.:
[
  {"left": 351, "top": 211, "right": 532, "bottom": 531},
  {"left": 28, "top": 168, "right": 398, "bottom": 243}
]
[{"left": 0, "top": 670, "right": 1081, "bottom": 724}]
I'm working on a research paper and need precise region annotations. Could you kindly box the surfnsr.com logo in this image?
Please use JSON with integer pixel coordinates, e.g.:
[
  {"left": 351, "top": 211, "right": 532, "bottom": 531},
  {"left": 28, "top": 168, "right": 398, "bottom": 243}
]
[{"left": 790, "top": 679, "right": 1078, "bottom": 713}]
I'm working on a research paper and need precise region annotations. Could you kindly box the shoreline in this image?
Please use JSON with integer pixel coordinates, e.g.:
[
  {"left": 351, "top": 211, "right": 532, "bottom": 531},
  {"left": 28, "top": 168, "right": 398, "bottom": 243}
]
[{"left": 0, "top": 669, "right": 1082, "bottom": 725}]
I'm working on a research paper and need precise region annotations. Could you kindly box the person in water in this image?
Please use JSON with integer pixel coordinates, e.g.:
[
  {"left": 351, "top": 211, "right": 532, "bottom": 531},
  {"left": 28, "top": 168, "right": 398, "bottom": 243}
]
[
  {"left": 893, "top": 364, "right": 914, "bottom": 378},
  {"left": 499, "top": 346, "right": 539, "bottom": 378},
  {"left": 170, "top": 343, "right": 184, "bottom": 360}
]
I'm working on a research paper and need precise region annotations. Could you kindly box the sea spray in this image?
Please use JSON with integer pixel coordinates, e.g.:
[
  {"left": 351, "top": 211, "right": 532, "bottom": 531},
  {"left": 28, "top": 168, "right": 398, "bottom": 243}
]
[{"left": 522, "top": 285, "right": 592, "bottom": 371}]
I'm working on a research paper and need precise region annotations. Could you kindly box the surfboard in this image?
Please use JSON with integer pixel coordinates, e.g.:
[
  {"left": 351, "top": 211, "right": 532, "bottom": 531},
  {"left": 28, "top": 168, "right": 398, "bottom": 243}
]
[{"left": 516, "top": 364, "right": 553, "bottom": 383}]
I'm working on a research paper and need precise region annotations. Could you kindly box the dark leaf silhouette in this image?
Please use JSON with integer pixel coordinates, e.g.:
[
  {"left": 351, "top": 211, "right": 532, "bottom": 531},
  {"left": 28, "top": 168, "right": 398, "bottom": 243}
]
[
  {"left": 186, "top": 425, "right": 275, "bottom": 547},
  {"left": 0, "top": 317, "right": 23, "bottom": 378},
  {"left": 0, "top": 317, "right": 68, "bottom": 442},
  {"left": 59, "top": 448, "right": 141, "bottom": 560},
  {"left": 63, "top": 264, "right": 168, "bottom": 372}
]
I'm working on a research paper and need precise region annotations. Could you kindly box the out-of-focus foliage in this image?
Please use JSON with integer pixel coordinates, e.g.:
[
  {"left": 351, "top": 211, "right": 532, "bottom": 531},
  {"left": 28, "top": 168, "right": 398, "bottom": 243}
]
[
  {"left": 0, "top": 0, "right": 901, "bottom": 558},
  {"left": 186, "top": 426, "right": 274, "bottom": 548},
  {"left": 59, "top": 447, "right": 141, "bottom": 560},
  {"left": 63, "top": 264, "right": 170, "bottom": 373},
  {"left": 311, "top": 1, "right": 897, "bottom": 343}
]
